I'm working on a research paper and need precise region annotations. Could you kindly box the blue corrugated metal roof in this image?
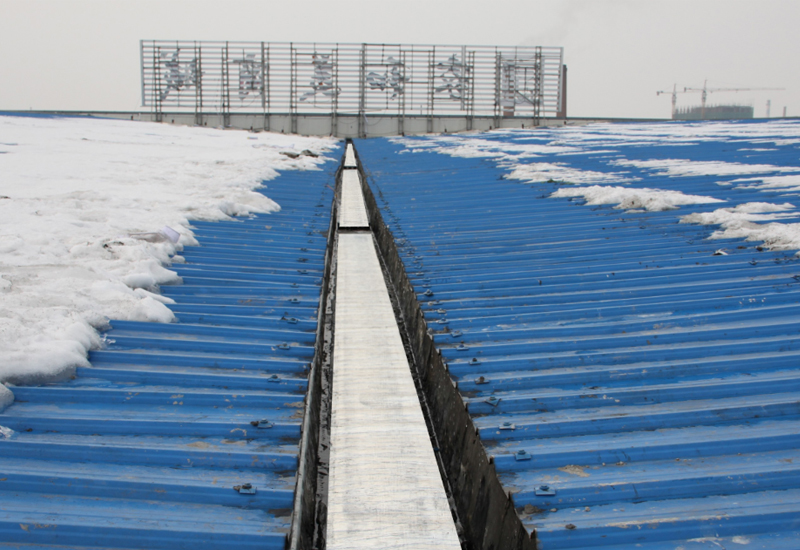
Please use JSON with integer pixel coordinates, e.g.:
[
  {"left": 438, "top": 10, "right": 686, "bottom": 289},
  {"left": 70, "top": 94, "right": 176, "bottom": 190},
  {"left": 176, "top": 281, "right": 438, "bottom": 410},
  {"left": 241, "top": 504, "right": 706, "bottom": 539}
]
[
  {"left": 0, "top": 167, "right": 335, "bottom": 548},
  {"left": 355, "top": 121, "right": 800, "bottom": 548}
]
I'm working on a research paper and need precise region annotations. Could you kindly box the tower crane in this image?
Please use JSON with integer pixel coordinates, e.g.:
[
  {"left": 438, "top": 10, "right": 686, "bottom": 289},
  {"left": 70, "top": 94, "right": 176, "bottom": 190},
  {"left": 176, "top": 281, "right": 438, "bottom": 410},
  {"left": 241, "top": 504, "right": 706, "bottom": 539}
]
[
  {"left": 656, "top": 84, "right": 692, "bottom": 119},
  {"left": 683, "top": 80, "right": 784, "bottom": 119},
  {"left": 658, "top": 81, "right": 784, "bottom": 120}
]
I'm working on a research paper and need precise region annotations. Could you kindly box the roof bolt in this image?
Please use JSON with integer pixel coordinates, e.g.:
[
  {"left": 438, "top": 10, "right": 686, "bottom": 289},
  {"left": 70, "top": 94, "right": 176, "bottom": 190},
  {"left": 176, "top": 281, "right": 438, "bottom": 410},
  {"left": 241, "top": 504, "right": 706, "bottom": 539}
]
[
  {"left": 251, "top": 419, "right": 274, "bottom": 429},
  {"left": 235, "top": 483, "right": 257, "bottom": 495},
  {"left": 535, "top": 484, "right": 556, "bottom": 496},
  {"left": 515, "top": 450, "right": 532, "bottom": 461}
]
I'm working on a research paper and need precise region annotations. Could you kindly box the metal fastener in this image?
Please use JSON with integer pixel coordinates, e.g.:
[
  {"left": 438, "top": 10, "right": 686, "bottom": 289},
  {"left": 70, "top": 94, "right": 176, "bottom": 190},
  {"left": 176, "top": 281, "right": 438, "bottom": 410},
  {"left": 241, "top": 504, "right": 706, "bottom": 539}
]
[
  {"left": 251, "top": 419, "right": 274, "bottom": 429},
  {"left": 535, "top": 485, "right": 556, "bottom": 496},
  {"left": 235, "top": 483, "right": 257, "bottom": 495}
]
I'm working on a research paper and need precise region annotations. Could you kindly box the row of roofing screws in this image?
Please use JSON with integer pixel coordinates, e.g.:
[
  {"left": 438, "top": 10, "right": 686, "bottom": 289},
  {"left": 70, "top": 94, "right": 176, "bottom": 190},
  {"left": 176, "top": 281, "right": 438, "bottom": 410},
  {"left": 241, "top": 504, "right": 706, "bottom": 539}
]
[
  {"left": 353, "top": 133, "right": 800, "bottom": 548},
  {"left": 381, "top": 194, "right": 453, "bottom": 339}
]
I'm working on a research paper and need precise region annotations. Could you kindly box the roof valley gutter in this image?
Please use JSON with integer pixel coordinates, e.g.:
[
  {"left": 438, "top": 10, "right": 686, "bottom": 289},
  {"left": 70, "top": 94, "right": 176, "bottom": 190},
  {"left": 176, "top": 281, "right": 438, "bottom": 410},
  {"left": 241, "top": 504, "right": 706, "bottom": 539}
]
[
  {"left": 352, "top": 143, "right": 536, "bottom": 550},
  {"left": 287, "top": 159, "right": 340, "bottom": 550}
]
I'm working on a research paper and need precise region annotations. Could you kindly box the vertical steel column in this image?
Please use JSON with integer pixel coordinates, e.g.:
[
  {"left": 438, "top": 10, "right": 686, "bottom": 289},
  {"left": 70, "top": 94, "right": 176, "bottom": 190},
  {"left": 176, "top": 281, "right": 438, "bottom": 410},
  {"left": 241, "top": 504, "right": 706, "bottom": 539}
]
[
  {"left": 290, "top": 43, "right": 298, "bottom": 135},
  {"left": 331, "top": 46, "right": 339, "bottom": 137},
  {"left": 467, "top": 51, "right": 475, "bottom": 131},
  {"left": 260, "top": 42, "right": 268, "bottom": 131},
  {"left": 557, "top": 49, "right": 565, "bottom": 119},
  {"left": 139, "top": 40, "right": 145, "bottom": 108},
  {"left": 194, "top": 42, "right": 203, "bottom": 126},
  {"left": 357, "top": 44, "right": 366, "bottom": 139},
  {"left": 426, "top": 48, "right": 435, "bottom": 134},
  {"left": 398, "top": 50, "right": 406, "bottom": 136},
  {"left": 533, "top": 46, "right": 542, "bottom": 127},
  {"left": 222, "top": 42, "right": 231, "bottom": 128},
  {"left": 493, "top": 50, "right": 501, "bottom": 129},
  {"left": 153, "top": 46, "right": 163, "bottom": 123}
]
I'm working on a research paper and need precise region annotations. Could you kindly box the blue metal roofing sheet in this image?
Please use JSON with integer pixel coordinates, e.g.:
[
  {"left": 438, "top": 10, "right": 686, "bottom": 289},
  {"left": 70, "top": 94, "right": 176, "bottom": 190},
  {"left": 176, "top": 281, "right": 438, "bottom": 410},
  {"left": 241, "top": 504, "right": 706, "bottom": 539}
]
[
  {"left": 0, "top": 166, "right": 336, "bottom": 548},
  {"left": 355, "top": 121, "right": 800, "bottom": 548}
]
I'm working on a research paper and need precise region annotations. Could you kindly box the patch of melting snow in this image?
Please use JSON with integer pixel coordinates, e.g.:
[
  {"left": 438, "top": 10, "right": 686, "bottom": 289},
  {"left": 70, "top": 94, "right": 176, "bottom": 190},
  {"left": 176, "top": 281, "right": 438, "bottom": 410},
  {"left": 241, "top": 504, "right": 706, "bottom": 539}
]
[
  {"left": 551, "top": 185, "right": 724, "bottom": 212},
  {"left": 0, "top": 115, "right": 338, "bottom": 386},
  {"left": 729, "top": 174, "right": 800, "bottom": 194},
  {"left": 0, "top": 384, "right": 14, "bottom": 412},
  {"left": 391, "top": 135, "right": 580, "bottom": 159},
  {"left": 681, "top": 202, "right": 800, "bottom": 253},
  {"left": 612, "top": 158, "right": 800, "bottom": 178},
  {"left": 507, "top": 163, "right": 632, "bottom": 185}
]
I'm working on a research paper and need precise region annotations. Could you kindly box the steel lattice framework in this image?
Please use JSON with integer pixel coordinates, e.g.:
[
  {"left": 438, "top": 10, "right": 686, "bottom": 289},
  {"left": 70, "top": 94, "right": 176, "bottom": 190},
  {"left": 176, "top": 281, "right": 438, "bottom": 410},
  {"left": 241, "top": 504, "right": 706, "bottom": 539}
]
[{"left": 140, "top": 41, "right": 564, "bottom": 134}]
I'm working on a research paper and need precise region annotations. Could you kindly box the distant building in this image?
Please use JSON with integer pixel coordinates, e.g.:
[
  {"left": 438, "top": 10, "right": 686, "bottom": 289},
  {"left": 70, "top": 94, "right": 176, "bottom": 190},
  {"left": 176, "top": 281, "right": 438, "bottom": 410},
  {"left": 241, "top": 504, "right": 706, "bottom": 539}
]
[{"left": 674, "top": 104, "right": 754, "bottom": 120}]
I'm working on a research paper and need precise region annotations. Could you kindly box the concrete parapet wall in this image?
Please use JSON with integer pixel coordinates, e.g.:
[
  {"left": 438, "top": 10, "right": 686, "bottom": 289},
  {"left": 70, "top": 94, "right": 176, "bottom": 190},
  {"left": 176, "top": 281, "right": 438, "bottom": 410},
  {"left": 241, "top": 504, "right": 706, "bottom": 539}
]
[{"left": 0, "top": 111, "right": 672, "bottom": 137}]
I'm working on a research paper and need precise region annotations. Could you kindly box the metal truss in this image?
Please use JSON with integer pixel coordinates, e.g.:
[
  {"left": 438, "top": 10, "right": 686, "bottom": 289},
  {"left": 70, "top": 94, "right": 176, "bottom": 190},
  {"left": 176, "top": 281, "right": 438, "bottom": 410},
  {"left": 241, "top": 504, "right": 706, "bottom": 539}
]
[{"left": 141, "top": 41, "right": 564, "bottom": 134}]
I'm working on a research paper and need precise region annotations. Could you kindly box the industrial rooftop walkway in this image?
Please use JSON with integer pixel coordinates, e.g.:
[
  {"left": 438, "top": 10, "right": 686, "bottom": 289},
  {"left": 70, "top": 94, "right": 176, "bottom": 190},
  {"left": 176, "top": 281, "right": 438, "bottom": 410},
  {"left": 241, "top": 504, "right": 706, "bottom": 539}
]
[
  {"left": 0, "top": 168, "right": 335, "bottom": 548},
  {"left": 326, "top": 149, "right": 460, "bottom": 549}
]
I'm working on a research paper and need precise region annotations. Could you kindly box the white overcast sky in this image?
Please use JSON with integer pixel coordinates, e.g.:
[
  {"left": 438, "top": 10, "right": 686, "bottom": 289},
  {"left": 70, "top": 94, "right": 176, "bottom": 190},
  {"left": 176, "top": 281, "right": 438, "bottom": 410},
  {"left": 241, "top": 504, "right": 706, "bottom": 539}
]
[{"left": 1, "top": 0, "right": 797, "bottom": 119}]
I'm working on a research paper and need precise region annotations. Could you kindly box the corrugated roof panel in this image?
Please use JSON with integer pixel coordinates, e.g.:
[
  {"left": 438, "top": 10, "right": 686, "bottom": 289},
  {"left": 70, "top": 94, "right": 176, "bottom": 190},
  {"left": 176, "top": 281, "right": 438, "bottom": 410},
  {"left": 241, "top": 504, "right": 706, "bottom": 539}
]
[
  {"left": 0, "top": 167, "right": 336, "bottom": 548},
  {"left": 355, "top": 122, "right": 800, "bottom": 548}
]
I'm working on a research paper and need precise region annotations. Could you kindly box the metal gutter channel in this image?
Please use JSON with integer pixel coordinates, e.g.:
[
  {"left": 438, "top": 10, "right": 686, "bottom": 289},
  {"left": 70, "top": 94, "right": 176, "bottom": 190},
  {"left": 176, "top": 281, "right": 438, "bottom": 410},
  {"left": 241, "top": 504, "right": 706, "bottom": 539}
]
[
  {"left": 327, "top": 144, "right": 461, "bottom": 549},
  {"left": 354, "top": 126, "right": 800, "bottom": 548},
  {"left": 351, "top": 145, "right": 536, "bottom": 550},
  {"left": 0, "top": 167, "right": 337, "bottom": 549},
  {"left": 327, "top": 232, "right": 460, "bottom": 548}
]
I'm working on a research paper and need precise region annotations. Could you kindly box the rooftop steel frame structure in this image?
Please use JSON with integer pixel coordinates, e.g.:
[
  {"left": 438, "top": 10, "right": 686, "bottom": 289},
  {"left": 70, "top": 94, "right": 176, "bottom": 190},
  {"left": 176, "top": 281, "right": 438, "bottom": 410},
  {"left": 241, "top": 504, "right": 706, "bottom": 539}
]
[{"left": 140, "top": 41, "right": 564, "bottom": 137}]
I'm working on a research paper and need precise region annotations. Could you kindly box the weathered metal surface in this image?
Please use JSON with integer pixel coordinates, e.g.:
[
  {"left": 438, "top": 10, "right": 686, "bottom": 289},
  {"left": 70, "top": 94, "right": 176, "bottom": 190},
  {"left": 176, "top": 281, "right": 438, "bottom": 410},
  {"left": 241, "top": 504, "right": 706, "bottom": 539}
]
[
  {"left": 327, "top": 230, "right": 460, "bottom": 550},
  {"left": 355, "top": 121, "right": 800, "bottom": 548},
  {"left": 0, "top": 167, "right": 337, "bottom": 548}
]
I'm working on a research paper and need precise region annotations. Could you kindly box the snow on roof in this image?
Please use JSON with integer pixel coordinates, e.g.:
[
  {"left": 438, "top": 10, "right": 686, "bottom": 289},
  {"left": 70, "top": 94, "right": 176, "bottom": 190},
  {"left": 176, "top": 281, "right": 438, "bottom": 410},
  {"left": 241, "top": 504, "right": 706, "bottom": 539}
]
[{"left": 0, "top": 114, "right": 337, "bottom": 386}]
